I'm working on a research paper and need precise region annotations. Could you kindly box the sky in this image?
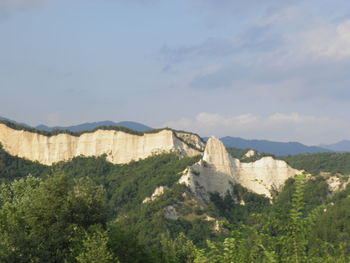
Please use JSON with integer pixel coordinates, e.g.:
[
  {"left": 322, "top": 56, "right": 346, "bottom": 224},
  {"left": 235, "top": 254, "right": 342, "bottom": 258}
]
[{"left": 1, "top": 0, "right": 350, "bottom": 145}]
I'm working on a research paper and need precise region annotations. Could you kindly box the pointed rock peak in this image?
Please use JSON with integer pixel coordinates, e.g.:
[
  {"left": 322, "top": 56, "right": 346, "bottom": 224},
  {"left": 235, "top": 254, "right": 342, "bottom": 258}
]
[
  {"left": 204, "top": 136, "right": 225, "bottom": 156},
  {"left": 203, "top": 136, "right": 235, "bottom": 167}
]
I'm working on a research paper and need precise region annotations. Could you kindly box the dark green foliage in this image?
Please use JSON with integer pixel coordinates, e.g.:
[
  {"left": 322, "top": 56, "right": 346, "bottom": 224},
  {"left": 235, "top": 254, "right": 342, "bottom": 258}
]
[
  {"left": 311, "top": 197, "right": 350, "bottom": 245},
  {"left": 0, "top": 119, "right": 156, "bottom": 137},
  {"left": 105, "top": 154, "right": 200, "bottom": 214},
  {"left": 2, "top": 142, "right": 350, "bottom": 262},
  {"left": 49, "top": 153, "right": 200, "bottom": 215},
  {"left": 226, "top": 146, "right": 275, "bottom": 162},
  {"left": 160, "top": 232, "right": 197, "bottom": 263},
  {"left": 52, "top": 155, "right": 114, "bottom": 186},
  {"left": 195, "top": 175, "right": 339, "bottom": 263},
  {"left": 272, "top": 176, "right": 329, "bottom": 219},
  {"left": 76, "top": 226, "right": 115, "bottom": 263},
  {"left": 282, "top": 152, "right": 350, "bottom": 175},
  {"left": 208, "top": 185, "right": 270, "bottom": 224},
  {"left": 225, "top": 147, "right": 249, "bottom": 159},
  {"left": 113, "top": 183, "right": 216, "bottom": 248},
  {"left": 0, "top": 174, "right": 109, "bottom": 262},
  {"left": 107, "top": 224, "right": 155, "bottom": 263},
  {"left": 0, "top": 144, "right": 49, "bottom": 183}
]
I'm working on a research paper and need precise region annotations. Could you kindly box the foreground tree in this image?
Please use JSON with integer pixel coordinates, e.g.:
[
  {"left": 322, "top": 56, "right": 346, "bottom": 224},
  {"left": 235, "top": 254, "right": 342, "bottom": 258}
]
[
  {"left": 0, "top": 173, "right": 109, "bottom": 263},
  {"left": 76, "top": 227, "right": 116, "bottom": 263}
]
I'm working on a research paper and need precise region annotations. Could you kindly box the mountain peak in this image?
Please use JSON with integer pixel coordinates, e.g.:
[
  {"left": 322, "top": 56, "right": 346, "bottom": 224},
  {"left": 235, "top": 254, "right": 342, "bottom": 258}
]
[{"left": 203, "top": 136, "right": 235, "bottom": 170}]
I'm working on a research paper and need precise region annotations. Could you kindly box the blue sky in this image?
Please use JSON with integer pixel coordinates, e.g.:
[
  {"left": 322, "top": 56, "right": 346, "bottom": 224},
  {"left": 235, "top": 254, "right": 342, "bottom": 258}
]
[{"left": 1, "top": 0, "right": 350, "bottom": 145}]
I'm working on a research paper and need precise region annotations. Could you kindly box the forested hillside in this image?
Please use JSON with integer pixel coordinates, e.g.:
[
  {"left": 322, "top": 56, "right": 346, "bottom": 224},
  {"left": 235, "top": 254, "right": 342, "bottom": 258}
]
[
  {"left": 1, "top": 144, "right": 350, "bottom": 262},
  {"left": 281, "top": 152, "right": 350, "bottom": 175}
]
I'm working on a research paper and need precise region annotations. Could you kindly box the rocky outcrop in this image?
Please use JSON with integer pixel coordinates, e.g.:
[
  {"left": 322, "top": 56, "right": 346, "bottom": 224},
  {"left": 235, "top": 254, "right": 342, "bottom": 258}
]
[
  {"left": 237, "top": 156, "right": 302, "bottom": 197},
  {"left": 164, "top": 205, "right": 179, "bottom": 220},
  {"left": 174, "top": 131, "right": 205, "bottom": 151},
  {"left": 179, "top": 137, "right": 237, "bottom": 202},
  {"left": 244, "top": 150, "right": 257, "bottom": 158},
  {"left": 179, "top": 136, "right": 302, "bottom": 200},
  {"left": 143, "top": 186, "right": 168, "bottom": 203},
  {"left": 0, "top": 123, "right": 202, "bottom": 165},
  {"left": 325, "top": 174, "right": 350, "bottom": 193}
]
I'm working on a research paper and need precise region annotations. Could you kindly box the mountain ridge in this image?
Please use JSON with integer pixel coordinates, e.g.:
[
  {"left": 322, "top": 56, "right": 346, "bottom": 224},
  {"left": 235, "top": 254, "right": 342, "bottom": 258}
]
[
  {"left": 212, "top": 136, "right": 333, "bottom": 156},
  {"left": 320, "top": 140, "right": 350, "bottom": 152},
  {"left": 0, "top": 116, "right": 152, "bottom": 132},
  {"left": 36, "top": 120, "right": 153, "bottom": 132}
]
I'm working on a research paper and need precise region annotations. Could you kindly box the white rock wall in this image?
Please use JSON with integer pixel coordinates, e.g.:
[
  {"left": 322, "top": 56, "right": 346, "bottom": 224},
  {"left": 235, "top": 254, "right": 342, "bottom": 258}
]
[
  {"left": 0, "top": 124, "right": 202, "bottom": 165},
  {"left": 180, "top": 136, "right": 302, "bottom": 200}
]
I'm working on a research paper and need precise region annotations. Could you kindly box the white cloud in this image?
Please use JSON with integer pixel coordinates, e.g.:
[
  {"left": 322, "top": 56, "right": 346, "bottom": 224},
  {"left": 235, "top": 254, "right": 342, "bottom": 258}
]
[
  {"left": 165, "top": 112, "right": 350, "bottom": 145},
  {"left": 299, "top": 19, "right": 350, "bottom": 60}
]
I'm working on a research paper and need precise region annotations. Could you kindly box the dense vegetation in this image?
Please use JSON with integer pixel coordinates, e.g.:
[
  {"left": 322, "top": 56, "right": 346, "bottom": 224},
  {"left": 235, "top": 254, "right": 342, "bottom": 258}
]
[
  {"left": 281, "top": 152, "right": 350, "bottom": 175},
  {"left": 0, "top": 144, "right": 49, "bottom": 184},
  {"left": 1, "top": 143, "right": 350, "bottom": 262},
  {"left": 0, "top": 118, "right": 173, "bottom": 137},
  {"left": 226, "top": 147, "right": 274, "bottom": 162}
]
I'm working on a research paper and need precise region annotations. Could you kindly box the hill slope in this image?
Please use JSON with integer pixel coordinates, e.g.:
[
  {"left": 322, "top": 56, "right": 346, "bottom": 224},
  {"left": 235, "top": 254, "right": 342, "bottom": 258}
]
[
  {"left": 321, "top": 140, "right": 350, "bottom": 152},
  {"left": 2, "top": 131, "right": 350, "bottom": 262}
]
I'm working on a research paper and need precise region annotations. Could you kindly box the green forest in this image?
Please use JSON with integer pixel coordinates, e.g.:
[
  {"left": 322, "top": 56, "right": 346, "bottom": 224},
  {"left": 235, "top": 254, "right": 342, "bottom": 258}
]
[
  {"left": 1, "top": 143, "right": 350, "bottom": 262},
  {"left": 281, "top": 152, "right": 350, "bottom": 175}
]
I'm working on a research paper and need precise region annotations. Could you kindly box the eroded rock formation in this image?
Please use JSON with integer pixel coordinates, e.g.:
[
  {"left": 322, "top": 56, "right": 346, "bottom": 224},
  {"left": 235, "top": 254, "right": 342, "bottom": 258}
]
[
  {"left": 0, "top": 122, "right": 302, "bottom": 200},
  {"left": 0, "top": 123, "right": 203, "bottom": 165},
  {"left": 179, "top": 136, "right": 302, "bottom": 200}
]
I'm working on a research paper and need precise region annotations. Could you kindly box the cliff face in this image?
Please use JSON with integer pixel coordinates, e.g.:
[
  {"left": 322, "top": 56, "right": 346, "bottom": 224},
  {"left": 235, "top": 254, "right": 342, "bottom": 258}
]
[
  {"left": 179, "top": 137, "right": 237, "bottom": 202},
  {"left": 0, "top": 124, "right": 202, "bottom": 165},
  {"left": 179, "top": 136, "right": 302, "bottom": 200},
  {"left": 174, "top": 131, "right": 205, "bottom": 151},
  {"left": 0, "top": 122, "right": 302, "bottom": 199},
  {"left": 236, "top": 157, "right": 301, "bottom": 197}
]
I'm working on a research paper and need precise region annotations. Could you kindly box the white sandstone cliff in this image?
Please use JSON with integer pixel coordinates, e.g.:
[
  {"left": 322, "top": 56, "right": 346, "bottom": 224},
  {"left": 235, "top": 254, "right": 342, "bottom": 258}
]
[
  {"left": 0, "top": 123, "right": 202, "bottom": 165},
  {"left": 174, "top": 131, "right": 205, "bottom": 151},
  {"left": 179, "top": 137, "right": 237, "bottom": 202},
  {"left": 179, "top": 136, "right": 302, "bottom": 200}
]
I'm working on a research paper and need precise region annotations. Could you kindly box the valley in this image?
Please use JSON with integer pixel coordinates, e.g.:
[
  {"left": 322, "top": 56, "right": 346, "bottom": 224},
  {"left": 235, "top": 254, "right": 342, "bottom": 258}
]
[{"left": 1, "top": 120, "right": 350, "bottom": 262}]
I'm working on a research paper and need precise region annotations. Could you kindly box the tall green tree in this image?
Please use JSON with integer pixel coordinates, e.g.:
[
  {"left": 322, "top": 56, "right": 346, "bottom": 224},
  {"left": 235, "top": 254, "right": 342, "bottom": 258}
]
[
  {"left": 76, "top": 227, "right": 116, "bottom": 263},
  {"left": 0, "top": 173, "right": 109, "bottom": 263}
]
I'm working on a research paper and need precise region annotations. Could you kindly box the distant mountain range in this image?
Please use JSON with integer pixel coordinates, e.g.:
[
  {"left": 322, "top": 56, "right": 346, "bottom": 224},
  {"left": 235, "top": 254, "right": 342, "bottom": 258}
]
[
  {"left": 0, "top": 116, "right": 152, "bottom": 132},
  {"left": 0, "top": 116, "right": 30, "bottom": 127},
  {"left": 217, "top": 137, "right": 350, "bottom": 155},
  {"left": 203, "top": 136, "right": 334, "bottom": 156},
  {"left": 36, "top": 121, "right": 153, "bottom": 132},
  {"left": 320, "top": 140, "right": 350, "bottom": 152}
]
